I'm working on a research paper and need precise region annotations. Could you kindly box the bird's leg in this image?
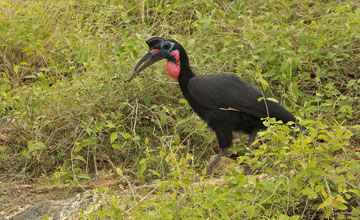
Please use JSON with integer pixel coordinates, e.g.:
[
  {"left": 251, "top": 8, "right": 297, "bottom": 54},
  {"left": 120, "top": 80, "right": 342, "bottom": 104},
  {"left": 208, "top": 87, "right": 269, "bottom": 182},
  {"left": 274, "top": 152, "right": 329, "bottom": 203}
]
[
  {"left": 246, "top": 130, "right": 257, "bottom": 149},
  {"left": 204, "top": 129, "right": 232, "bottom": 176},
  {"left": 205, "top": 147, "right": 229, "bottom": 176},
  {"left": 240, "top": 130, "right": 258, "bottom": 175}
]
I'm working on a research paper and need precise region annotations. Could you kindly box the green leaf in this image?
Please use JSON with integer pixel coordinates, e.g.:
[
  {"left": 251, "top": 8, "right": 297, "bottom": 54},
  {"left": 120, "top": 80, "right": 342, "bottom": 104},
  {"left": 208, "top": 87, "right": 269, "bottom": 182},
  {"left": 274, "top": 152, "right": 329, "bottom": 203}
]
[
  {"left": 290, "top": 216, "right": 300, "bottom": 220},
  {"left": 110, "top": 132, "right": 118, "bottom": 144},
  {"left": 105, "top": 123, "right": 116, "bottom": 128},
  {"left": 137, "top": 159, "right": 147, "bottom": 180},
  {"left": 310, "top": 167, "right": 326, "bottom": 176},
  {"left": 75, "top": 155, "right": 87, "bottom": 163},
  {"left": 78, "top": 173, "right": 91, "bottom": 180},
  {"left": 258, "top": 78, "right": 269, "bottom": 90},
  {"left": 259, "top": 193, "right": 274, "bottom": 204},
  {"left": 265, "top": 97, "right": 279, "bottom": 103},
  {"left": 0, "top": 153, "right": 8, "bottom": 160},
  {"left": 260, "top": 181, "right": 276, "bottom": 193},
  {"left": 144, "top": 95, "right": 152, "bottom": 105},
  {"left": 111, "top": 144, "right": 121, "bottom": 149},
  {"left": 196, "top": 208, "right": 204, "bottom": 217},
  {"left": 73, "top": 144, "right": 83, "bottom": 153},
  {"left": 333, "top": 201, "right": 348, "bottom": 210},
  {"left": 246, "top": 205, "right": 256, "bottom": 218},
  {"left": 13, "top": 65, "right": 19, "bottom": 74},
  {"left": 318, "top": 197, "right": 333, "bottom": 210},
  {"left": 28, "top": 141, "right": 46, "bottom": 153},
  {"left": 116, "top": 167, "right": 123, "bottom": 175},
  {"left": 174, "top": 134, "right": 180, "bottom": 145},
  {"left": 159, "top": 112, "right": 167, "bottom": 125},
  {"left": 149, "top": 169, "right": 161, "bottom": 177},
  {"left": 120, "top": 132, "right": 131, "bottom": 139},
  {"left": 22, "top": 150, "right": 30, "bottom": 159}
]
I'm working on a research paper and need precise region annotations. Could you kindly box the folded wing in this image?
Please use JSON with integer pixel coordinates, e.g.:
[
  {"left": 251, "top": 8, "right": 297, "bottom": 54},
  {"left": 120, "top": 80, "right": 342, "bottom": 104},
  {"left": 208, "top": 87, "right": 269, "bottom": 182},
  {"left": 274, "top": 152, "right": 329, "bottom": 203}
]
[{"left": 187, "top": 74, "right": 296, "bottom": 123}]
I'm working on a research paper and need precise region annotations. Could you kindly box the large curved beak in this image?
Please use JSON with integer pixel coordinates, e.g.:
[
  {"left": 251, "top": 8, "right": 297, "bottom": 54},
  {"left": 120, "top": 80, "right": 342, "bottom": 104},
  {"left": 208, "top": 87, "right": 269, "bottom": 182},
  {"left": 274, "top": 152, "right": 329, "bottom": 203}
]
[{"left": 127, "top": 50, "right": 168, "bottom": 82}]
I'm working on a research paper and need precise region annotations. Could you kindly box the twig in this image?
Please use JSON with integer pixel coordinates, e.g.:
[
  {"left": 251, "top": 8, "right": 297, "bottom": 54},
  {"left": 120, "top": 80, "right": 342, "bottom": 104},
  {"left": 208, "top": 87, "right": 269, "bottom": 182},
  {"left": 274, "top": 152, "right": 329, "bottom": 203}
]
[{"left": 125, "top": 188, "right": 157, "bottom": 213}]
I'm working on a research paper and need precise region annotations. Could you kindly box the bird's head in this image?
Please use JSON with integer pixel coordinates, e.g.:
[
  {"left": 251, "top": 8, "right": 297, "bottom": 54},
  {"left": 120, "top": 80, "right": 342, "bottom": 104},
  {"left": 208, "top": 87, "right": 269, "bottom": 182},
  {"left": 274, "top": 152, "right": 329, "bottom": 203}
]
[{"left": 127, "top": 37, "right": 184, "bottom": 82}]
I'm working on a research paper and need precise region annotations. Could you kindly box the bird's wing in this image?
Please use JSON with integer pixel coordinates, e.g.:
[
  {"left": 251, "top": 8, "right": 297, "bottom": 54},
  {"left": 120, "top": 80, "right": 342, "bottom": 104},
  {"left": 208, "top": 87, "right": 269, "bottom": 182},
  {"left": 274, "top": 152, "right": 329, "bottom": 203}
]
[{"left": 187, "top": 74, "right": 296, "bottom": 123}]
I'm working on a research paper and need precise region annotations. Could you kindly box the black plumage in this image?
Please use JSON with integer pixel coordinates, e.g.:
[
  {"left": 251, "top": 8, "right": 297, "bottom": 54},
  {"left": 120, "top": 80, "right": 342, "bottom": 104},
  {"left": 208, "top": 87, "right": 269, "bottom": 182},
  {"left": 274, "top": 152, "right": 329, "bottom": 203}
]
[{"left": 128, "top": 37, "right": 299, "bottom": 176}]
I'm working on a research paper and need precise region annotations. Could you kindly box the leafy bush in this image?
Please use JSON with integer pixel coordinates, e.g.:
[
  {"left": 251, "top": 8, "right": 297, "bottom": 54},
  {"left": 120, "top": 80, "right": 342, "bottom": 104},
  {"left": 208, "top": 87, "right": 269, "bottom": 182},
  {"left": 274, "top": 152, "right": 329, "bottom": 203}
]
[{"left": 81, "top": 122, "right": 359, "bottom": 219}]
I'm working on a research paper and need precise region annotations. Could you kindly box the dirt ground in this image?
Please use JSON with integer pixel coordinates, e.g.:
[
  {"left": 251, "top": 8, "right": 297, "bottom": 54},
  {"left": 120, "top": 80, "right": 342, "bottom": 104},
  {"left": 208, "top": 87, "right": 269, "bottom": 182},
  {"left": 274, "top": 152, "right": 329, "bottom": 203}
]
[
  {"left": 0, "top": 157, "right": 233, "bottom": 220},
  {"left": 0, "top": 176, "right": 118, "bottom": 220}
]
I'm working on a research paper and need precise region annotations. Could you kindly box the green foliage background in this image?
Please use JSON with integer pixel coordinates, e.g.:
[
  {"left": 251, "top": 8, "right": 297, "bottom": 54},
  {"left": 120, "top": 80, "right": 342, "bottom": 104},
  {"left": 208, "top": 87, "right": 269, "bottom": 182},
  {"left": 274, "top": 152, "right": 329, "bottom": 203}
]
[{"left": 0, "top": 0, "right": 359, "bottom": 219}]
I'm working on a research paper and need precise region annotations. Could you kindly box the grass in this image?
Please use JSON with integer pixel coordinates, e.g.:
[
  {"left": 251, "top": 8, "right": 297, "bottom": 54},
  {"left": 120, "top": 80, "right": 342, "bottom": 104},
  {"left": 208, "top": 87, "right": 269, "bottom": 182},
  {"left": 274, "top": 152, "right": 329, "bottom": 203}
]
[{"left": 0, "top": 0, "right": 359, "bottom": 219}]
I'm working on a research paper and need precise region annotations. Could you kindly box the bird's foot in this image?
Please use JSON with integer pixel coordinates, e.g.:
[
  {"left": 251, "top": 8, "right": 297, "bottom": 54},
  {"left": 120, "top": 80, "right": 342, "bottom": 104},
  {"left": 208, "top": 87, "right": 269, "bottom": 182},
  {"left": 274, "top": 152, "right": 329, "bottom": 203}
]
[{"left": 241, "top": 163, "right": 253, "bottom": 175}]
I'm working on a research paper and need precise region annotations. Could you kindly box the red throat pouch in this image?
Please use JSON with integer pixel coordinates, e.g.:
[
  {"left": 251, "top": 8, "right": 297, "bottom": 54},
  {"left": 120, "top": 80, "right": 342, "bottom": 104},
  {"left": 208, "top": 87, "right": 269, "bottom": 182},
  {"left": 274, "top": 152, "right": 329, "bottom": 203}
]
[{"left": 166, "top": 50, "right": 180, "bottom": 79}]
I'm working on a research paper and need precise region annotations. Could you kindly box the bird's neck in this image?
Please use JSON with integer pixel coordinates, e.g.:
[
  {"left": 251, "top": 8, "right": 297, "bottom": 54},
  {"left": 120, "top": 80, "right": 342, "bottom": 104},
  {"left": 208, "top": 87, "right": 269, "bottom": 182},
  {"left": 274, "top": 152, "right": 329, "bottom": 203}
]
[{"left": 177, "top": 62, "right": 195, "bottom": 95}]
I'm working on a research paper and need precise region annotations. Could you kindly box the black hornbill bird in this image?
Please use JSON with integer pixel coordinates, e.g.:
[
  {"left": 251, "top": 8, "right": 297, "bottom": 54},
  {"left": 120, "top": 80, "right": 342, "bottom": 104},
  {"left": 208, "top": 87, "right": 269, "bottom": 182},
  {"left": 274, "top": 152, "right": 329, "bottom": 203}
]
[{"left": 128, "top": 37, "right": 298, "bottom": 176}]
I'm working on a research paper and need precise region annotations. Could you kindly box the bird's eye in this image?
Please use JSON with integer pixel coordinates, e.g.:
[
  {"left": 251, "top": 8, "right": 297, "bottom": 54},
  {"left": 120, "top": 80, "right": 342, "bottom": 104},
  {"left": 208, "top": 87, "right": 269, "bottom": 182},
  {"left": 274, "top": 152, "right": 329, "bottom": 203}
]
[{"left": 162, "top": 42, "right": 171, "bottom": 50}]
